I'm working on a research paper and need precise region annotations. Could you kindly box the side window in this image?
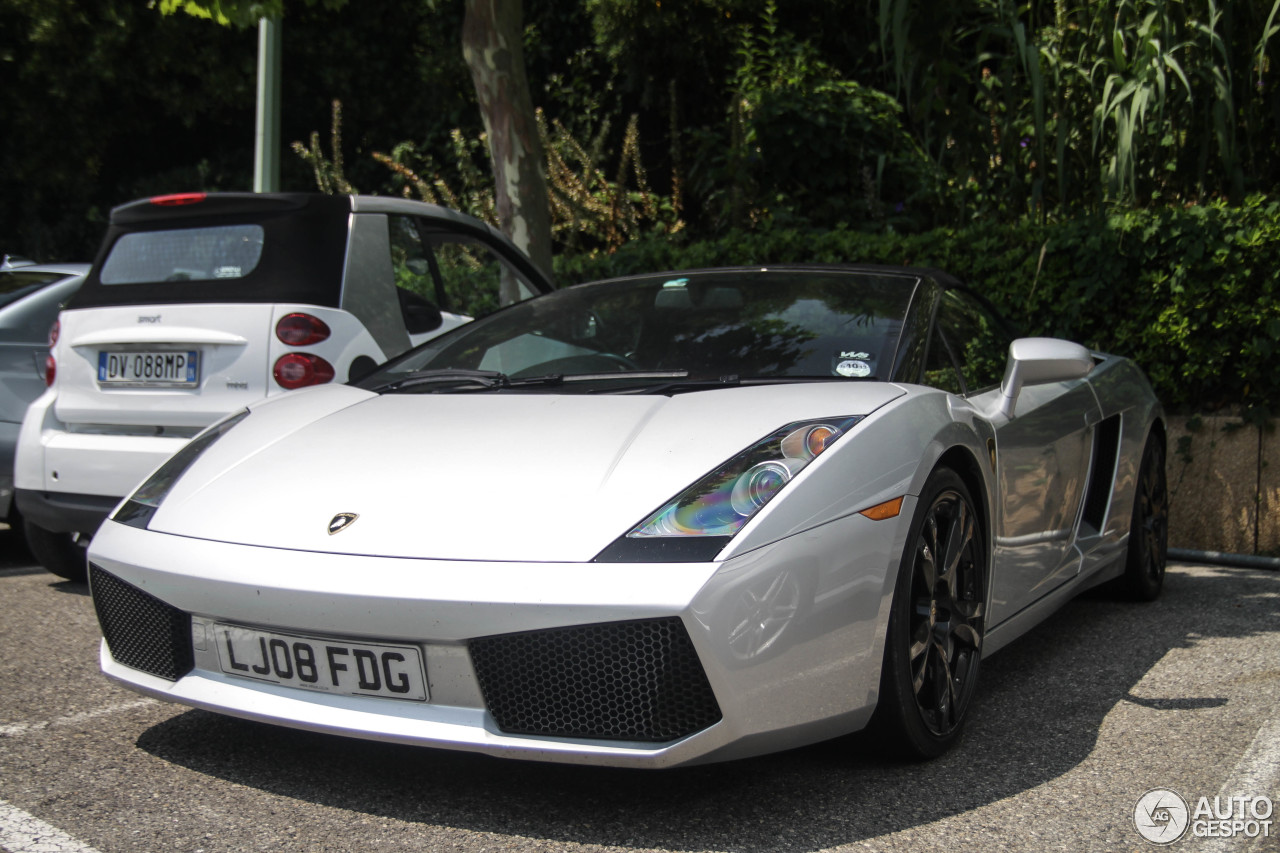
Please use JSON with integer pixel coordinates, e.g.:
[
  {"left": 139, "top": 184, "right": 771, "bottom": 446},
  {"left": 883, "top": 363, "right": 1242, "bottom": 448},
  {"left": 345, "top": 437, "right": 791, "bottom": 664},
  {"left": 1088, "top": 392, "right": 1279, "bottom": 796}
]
[
  {"left": 426, "top": 234, "right": 537, "bottom": 318},
  {"left": 936, "top": 290, "right": 1012, "bottom": 394},
  {"left": 922, "top": 325, "right": 964, "bottom": 394},
  {"left": 387, "top": 215, "right": 538, "bottom": 322},
  {"left": 388, "top": 216, "right": 444, "bottom": 310}
]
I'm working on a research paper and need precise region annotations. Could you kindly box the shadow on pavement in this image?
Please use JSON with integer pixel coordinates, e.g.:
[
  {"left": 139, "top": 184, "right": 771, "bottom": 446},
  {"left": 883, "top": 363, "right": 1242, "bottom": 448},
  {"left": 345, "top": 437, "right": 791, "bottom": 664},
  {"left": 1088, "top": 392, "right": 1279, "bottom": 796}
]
[{"left": 135, "top": 565, "right": 1278, "bottom": 853}]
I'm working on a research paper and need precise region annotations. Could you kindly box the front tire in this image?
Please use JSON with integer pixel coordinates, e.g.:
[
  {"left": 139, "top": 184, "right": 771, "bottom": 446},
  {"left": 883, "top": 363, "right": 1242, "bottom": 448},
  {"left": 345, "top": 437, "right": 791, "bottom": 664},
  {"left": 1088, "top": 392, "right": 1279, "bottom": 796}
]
[
  {"left": 875, "top": 468, "right": 986, "bottom": 759},
  {"left": 23, "top": 521, "right": 89, "bottom": 583}
]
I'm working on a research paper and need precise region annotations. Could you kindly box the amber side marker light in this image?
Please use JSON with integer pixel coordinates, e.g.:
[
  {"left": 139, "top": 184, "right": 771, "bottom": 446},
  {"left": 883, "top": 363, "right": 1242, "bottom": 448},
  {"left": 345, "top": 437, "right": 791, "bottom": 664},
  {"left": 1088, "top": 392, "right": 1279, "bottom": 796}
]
[{"left": 858, "top": 496, "right": 904, "bottom": 521}]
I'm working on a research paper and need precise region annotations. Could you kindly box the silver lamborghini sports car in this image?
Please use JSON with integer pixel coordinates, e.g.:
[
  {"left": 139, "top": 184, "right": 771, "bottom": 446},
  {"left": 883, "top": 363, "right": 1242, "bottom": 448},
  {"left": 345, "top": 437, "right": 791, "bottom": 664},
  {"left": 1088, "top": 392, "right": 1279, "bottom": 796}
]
[{"left": 87, "top": 265, "right": 1167, "bottom": 768}]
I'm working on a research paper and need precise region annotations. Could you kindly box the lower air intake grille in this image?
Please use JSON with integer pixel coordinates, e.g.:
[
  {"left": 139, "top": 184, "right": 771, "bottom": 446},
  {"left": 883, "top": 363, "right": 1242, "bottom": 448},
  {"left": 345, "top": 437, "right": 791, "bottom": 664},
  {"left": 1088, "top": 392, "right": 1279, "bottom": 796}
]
[
  {"left": 90, "top": 564, "right": 193, "bottom": 681},
  {"left": 469, "top": 617, "right": 721, "bottom": 742}
]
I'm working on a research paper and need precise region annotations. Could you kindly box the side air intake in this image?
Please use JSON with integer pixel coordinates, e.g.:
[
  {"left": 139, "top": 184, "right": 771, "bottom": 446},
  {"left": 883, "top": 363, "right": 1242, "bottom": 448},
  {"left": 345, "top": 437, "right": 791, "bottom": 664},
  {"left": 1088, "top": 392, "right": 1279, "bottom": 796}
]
[
  {"left": 469, "top": 617, "right": 721, "bottom": 742},
  {"left": 90, "top": 564, "right": 193, "bottom": 681}
]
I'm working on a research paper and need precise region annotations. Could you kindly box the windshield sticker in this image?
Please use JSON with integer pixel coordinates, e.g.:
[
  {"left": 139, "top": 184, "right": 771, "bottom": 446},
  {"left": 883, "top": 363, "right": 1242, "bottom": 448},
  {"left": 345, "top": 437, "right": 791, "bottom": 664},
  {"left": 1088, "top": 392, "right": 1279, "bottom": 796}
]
[
  {"left": 213, "top": 266, "right": 242, "bottom": 279},
  {"left": 834, "top": 358, "right": 873, "bottom": 378}
]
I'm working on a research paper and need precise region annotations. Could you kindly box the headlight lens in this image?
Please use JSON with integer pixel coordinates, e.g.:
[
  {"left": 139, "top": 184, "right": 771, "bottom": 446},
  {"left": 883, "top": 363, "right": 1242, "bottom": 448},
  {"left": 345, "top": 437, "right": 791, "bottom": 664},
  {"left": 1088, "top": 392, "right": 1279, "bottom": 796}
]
[
  {"left": 629, "top": 416, "right": 861, "bottom": 538},
  {"left": 112, "top": 408, "right": 250, "bottom": 529}
]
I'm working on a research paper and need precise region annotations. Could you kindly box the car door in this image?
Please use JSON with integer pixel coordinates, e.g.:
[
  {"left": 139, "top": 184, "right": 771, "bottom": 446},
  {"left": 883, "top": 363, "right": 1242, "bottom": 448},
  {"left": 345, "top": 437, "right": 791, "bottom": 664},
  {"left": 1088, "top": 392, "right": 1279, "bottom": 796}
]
[{"left": 932, "top": 289, "right": 1100, "bottom": 626}]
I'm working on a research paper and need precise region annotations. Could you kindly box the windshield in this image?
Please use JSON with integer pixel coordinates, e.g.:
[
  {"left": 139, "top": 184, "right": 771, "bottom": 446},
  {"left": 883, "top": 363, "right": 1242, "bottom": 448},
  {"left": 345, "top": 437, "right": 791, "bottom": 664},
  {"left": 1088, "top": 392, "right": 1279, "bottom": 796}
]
[
  {"left": 359, "top": 268, "right": 919, "bottom": 389},
  {"left": 0, "top": 270, "right": 70, "bottom": 309}
]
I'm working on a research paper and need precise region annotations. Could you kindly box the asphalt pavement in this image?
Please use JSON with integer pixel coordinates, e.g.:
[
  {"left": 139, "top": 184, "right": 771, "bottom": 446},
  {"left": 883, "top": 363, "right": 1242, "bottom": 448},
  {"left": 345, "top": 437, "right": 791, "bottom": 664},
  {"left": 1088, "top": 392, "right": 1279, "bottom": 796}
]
[{"left": 1, "top": 522, "right": 1277, "bottom": 853}]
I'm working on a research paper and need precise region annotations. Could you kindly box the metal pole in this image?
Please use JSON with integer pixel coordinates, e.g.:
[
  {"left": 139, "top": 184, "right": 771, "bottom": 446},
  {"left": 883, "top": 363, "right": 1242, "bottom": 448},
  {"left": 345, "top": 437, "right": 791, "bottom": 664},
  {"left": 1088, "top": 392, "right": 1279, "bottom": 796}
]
[{"left": 253, "top": 17, "right": 282, "bottom": 192}]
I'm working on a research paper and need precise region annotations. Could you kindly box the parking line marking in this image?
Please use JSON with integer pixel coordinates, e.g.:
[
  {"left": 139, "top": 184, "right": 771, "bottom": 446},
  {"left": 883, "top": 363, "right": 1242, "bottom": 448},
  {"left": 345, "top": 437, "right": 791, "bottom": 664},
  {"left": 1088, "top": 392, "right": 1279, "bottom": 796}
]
[
  {"left": 1198, "top": 717, "right": 1280, "bottom": 852},
  {"left": 0, "top": 800, "right": 103, "bottom": 853},
  {"left": 0, "top": 700, "right": 158, "bottom": 739}
]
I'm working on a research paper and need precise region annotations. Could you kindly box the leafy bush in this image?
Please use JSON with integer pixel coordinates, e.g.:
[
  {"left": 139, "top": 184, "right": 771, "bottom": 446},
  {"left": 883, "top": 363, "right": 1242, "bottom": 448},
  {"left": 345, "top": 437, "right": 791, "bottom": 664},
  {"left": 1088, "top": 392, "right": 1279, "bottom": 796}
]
[
  {"left": 556, "top": 196, "right": 1280, "bottom": 415},
  {"left": 691, "top": 1, "right": 937, "bottom": 233}
]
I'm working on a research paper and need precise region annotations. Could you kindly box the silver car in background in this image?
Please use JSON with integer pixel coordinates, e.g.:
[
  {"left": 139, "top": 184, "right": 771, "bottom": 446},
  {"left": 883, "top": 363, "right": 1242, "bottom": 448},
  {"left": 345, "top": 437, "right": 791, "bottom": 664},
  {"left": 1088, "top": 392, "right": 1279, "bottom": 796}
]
[{"left": 0, "top": 257, "right": 88, "bottom": 531}]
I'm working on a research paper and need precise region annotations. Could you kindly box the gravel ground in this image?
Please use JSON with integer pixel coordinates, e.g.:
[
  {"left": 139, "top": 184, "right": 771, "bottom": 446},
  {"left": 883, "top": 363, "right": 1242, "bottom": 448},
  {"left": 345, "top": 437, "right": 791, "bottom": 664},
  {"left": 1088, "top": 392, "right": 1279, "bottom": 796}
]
[{"left": 2, "top": 525, "right": 1277, "bottom": 853}]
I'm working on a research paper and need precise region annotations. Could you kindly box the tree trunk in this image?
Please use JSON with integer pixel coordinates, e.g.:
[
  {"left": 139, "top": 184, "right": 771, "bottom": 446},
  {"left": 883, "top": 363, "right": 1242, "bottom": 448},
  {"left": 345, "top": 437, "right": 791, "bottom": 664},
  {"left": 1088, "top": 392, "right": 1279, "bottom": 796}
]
[{"left": 462, "top": 0, "right": 553, "bottom": 290}]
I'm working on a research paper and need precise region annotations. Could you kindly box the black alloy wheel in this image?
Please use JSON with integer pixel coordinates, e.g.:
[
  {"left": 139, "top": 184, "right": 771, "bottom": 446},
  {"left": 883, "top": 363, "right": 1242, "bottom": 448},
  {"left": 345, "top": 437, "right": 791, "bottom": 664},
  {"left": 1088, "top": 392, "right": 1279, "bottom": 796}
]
[
  {"left": 875, "top": 468, "right": 986, "bottom": 758},
  {"left": 1118, "top": 436, "right": 1169, "bottom": 601}
]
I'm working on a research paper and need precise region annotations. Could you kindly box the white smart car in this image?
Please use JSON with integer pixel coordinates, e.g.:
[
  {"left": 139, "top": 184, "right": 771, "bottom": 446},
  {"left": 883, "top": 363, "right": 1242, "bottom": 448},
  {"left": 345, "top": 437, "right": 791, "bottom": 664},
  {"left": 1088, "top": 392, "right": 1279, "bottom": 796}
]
[{"left": 15, "top": 192, "right": 552, "bottom": 580}]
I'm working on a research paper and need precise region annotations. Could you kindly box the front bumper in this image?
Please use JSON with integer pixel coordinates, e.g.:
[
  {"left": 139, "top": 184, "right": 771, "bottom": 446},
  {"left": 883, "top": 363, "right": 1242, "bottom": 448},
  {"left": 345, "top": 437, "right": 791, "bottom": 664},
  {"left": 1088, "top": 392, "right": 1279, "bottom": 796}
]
[
  {"left": 15, "top": 488, "right": 120, "bottom": 535},
  {"left": 87, "top": 510, "right": 906, "bottom": 768}
]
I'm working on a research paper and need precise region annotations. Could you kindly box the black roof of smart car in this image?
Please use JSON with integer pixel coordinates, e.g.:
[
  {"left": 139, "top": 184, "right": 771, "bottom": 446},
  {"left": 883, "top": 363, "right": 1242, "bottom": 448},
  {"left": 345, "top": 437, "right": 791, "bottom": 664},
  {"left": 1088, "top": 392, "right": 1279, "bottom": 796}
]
[{"left": 70, "top": 193, "right": 352, "bottom": 310}]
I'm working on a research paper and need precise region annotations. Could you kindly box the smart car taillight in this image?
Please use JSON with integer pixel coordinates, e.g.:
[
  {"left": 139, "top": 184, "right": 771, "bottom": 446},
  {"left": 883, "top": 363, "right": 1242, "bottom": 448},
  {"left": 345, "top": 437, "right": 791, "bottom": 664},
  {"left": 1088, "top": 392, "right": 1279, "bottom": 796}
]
[
  {"left": 275, "top": 313, "right": 331, "bottom": 346},
  {"left": 273, "top": 353, "right": 335, "bottom": 389},
  {"left": 45, "top": 319, "right": 58, "bottom": 385}
]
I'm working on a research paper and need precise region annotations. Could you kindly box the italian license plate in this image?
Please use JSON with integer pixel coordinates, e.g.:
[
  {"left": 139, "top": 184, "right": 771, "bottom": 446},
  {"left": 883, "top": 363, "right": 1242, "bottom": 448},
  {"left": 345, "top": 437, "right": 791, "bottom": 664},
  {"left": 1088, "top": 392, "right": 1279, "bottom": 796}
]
[
  {"left": 213, "top": 623, "right": 428, "bottom": 701},
  {"left": 98, "top": 350, "right": 199, "bottom": 386}
]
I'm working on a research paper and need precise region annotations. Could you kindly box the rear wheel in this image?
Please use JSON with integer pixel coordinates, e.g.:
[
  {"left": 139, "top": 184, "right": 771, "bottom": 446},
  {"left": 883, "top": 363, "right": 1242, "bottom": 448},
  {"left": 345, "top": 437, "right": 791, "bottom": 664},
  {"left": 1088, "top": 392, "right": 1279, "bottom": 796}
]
[
  {"left": 1116, "top": 436, "right": 1168, "bottom": 601},
  {"left": 874, "top": 468, "right": 986, "bottom": 759},
  {"left": 23, "top": 521, "right": 89, "bottom": 583}
]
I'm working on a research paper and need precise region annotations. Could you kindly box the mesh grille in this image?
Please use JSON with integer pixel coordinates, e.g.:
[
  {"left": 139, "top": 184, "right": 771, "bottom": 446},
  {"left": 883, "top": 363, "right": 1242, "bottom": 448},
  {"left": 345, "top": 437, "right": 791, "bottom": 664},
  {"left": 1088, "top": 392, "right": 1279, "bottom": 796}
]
[
  {"left": 90, "top": 564, "right": 193, "bottom": 681},
  {"left": 469, "top": 617, "right": 721, "bottom": 742}
]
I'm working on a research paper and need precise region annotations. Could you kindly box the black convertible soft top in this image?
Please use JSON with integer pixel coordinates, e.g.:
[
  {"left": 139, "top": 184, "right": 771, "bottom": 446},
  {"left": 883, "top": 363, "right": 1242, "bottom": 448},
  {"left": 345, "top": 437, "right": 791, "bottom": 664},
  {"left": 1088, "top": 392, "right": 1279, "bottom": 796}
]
[{"left": 70, "top": 193, "right": 351, "bottom": 309}]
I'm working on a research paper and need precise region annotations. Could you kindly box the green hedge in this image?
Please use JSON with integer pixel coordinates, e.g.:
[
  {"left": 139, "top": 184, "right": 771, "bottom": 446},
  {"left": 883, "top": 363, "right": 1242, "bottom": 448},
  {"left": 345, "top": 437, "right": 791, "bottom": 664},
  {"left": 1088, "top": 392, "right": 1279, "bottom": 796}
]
[{"left": 554, "top": 197, "right": 1280, "bottom": 415}]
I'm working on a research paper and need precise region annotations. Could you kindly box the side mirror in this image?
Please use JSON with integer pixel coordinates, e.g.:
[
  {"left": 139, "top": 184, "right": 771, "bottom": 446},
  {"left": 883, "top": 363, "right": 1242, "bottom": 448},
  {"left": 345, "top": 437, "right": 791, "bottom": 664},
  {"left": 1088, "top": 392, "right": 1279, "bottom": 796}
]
[
  {"left": 396, "top": 286, "right": 443, "bottom": 335},
  {"left": 998, "top": 337, "right": 1094, "bottom": 419}
]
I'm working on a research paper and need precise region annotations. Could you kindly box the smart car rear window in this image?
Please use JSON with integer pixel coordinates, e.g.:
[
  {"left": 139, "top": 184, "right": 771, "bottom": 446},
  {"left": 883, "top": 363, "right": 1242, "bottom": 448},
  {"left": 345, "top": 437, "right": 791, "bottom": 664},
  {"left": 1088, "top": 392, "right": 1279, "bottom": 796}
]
[{"left": 99, "top": 225, "right": 265, "bottom": 285}]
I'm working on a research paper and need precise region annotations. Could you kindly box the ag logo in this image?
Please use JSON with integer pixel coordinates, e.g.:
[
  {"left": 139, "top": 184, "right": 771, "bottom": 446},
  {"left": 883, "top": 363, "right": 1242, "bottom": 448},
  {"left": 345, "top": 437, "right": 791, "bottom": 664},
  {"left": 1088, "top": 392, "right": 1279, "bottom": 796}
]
[
  {"left": 1134, "top": 788, "right": 1190, "bottom": 844},
  {"left": 328, "top": 513, "right": 359, "bottom": 535}
]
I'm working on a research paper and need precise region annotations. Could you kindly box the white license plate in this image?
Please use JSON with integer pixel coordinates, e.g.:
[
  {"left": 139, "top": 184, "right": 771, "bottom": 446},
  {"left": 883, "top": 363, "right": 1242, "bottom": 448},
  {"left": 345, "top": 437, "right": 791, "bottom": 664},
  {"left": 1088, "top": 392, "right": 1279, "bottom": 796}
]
[
  {"left": 98, "top": 350, "right": 199, "bottom": 386},
  {"left": 213, "top": 623, "right": 428, "bottom": 701}
]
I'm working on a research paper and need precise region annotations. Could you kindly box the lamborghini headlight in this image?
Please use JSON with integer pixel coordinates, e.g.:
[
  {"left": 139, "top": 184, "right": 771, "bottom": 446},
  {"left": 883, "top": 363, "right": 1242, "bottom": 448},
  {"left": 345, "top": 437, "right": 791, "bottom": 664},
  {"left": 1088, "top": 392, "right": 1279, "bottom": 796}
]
[
  {"left": 630, "top": 416, "right": 862, "bottom": 538},
  {"left": 111, "top": 408, "right": 250, "bottom": 529}
]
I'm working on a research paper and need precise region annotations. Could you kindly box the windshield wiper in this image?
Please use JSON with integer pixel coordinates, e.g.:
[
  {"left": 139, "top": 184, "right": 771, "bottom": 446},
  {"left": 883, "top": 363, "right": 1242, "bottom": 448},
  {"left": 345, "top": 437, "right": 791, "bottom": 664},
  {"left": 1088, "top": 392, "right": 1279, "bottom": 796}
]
[
  {"left": 610, "top": 374, "right": 880, "bottom": 395},
  {"left": 610, "top": 374, "right": 742, "bottom": 395},
  {"left": 370, "top": 368, "right": 694, "bottom": 394},
  {"left": 562, "top": 370, "right": 688, "bottom": 384},
  {"left": 369, "top": 368, "right": 565, "bottom": 394}
]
